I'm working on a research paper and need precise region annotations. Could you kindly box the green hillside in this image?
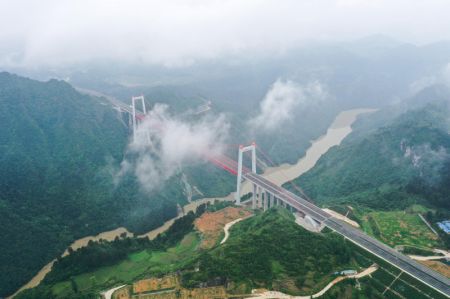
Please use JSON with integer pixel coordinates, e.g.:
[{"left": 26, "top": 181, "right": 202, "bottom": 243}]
[
  {"left": 17, "top": 206, "right": 447, "bottom": 299},
  {"left": 16, "top": 207, "right": 361, "bottom": 298},
  {"left": 285, "top": 100, "right": 450, "bottom": 251},
  {"left": 182, "top": 208, "right": 355, "bottom": 295},
  {"left": 0, "top": 73, "right": 184, "bottom": 297},
  {"left": 288, "top": 101, "right": 450, "bottom": 211}
]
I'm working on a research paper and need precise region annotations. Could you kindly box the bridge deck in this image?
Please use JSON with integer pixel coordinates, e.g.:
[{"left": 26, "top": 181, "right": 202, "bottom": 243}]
[{"left": 244, "top": 172, "right": 450, "bottom": 297}]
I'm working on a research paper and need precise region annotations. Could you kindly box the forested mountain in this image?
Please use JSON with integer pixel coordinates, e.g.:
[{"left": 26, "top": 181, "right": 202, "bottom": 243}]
[
  {"left": 288, "top": 97, "right": 450, "bottom": 211},
  {"left": 0, "top": 73, "right": 184, "bottom": 297},
  {"left": 3, "top": 35, "right": 450, "bottom": 298}
]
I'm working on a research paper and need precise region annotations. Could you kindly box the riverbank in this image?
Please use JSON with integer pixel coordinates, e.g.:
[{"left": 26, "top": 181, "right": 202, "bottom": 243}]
[{"left": 8, "top": 108, "right": 375, "bottom": 298}]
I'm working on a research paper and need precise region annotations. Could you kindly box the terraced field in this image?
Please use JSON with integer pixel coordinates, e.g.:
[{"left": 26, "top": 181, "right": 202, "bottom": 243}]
[
  {"left": 361, "top": 205, "right": 439, "bottom": 249},
  {"left": 51, "top": 233, "right": 200, "bottom": 297}
]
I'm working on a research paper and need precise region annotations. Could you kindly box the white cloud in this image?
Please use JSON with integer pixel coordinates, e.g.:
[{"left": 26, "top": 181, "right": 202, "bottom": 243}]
[
  {"left": 1, "top": 0, "right": 450, "bottom": 68},
  {"left": 443, "top": 63, "right": 450, "bottom": 85},
  {"left": 119, "top": 104, "right": 229, "bottom": 192},
  {"left": 409, "top": 76, "right": 438, "bottom": 94},
  {"left": 403, "top": 143, "right": 450, "bottom": 186},
  {"left": 409, "top": 62, "right": 450, "bottom": 93},
  {"left": 248, "top": 79, "right": 327, "bottom": 131}
]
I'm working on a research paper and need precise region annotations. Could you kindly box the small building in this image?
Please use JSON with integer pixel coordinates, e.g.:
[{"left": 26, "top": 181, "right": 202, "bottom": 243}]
[
  {"left": 437, "top": 221, "right": 450, "bottom": 234},
  {"left": 334, "top": 270, "right": 357, "bottom": 276}
]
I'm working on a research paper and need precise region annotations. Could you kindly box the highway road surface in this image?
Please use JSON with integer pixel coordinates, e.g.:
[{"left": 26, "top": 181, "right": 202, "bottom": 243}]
[{"left": 244, "top": 172, "right": 450, "bottom": 297}]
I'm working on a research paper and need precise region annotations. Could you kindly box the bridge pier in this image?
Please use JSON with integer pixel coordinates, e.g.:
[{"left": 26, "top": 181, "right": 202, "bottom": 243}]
[
  {"left": 242, "top": 173, "right": 450, "bottom": 295},
  {"left": 251, "top": 183, "right": 276, "bottom": 211},
  {"left": 263, "top": 191, "right": 268, "bottom": 211},
  {"left": 260, "top": 188, "right": 265, "bottom": 209},
  {"left": 252, "top": 184, "right": 257, "bottom": 209},
  {"left": 131, "top": 96, "right": 147, "bottom": 143},
  {"left": 260, "top": 190, "right": 264, "bottom": 210},
  {"left": 257, "top": 186, "right": 263, "bottom": 209}
]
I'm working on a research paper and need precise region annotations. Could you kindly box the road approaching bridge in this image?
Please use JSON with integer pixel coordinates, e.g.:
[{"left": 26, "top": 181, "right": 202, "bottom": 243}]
[
  {"left": 112, "top": 95, "right": 450, "bottom": 297},
  {"left": 244, "top": 172, "right": 450, "bottom": 297}
]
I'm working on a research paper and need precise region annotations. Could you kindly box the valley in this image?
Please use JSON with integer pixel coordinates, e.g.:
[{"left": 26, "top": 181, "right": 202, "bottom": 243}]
[
  {"left": 11, "top": 103, "right": 450, "bottom": 299},
  {"left": 9, "top": 108, "right": 373, "bottom": 298},
  {"left": 2, "top": 10, "right": 450, "bottom": 297},
  {"left": 31, "top": 204, "right": 448, "bottom": 299}
]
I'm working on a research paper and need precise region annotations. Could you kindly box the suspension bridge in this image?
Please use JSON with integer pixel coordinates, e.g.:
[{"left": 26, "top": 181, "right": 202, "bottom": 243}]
[{"left": 119, "top": 95, "right": 450, "bottom": 297}]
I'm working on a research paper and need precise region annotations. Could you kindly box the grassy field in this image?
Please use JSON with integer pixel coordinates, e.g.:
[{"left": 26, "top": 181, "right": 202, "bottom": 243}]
[
  {"left": 360, "top": 205, "right": 439, "bottom": 249},
  {"left": 51, "top": 232, "right": 200, "bottom": 297}
]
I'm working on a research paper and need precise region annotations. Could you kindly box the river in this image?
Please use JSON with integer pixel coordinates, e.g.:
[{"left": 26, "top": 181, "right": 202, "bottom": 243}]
[{"left": 8, "top": 108, "right": 376, "bottom": 298}]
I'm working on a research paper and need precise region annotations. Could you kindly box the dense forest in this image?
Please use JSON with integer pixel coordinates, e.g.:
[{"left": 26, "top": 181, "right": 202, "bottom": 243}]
[
  {"left": 4, "top": 37, "right": 450, "bottom": 298},
  {"left": 0, "top": 71, "right": 338, "bottom": 297},
  {"left": 0, "top": 73, "right": 185, "bottom": 297}
]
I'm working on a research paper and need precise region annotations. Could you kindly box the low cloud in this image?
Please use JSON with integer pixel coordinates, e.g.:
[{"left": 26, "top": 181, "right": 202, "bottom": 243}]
[
  {"left": 443, "top": 63, "right": 450, "bottom": 85},
  {"left": 409, "top": 62, "right": 450, "bottom": 94},
  {"left": 117, "top": 104, "right": 229, "bottom": 192},
  {"left": 2, "top": 1, "right": 450, "bottom": 68},
  {"left": 403, "top": 142, "right": 450, "bottom": 186},
  {"left": 248, "top": 79, "right": 327, "bottom": 132}
]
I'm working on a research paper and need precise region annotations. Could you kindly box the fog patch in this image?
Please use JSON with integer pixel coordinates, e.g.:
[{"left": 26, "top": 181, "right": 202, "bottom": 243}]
[
  {"left": 3, "top": 0, "right": 450, "bottom": 68},
  {"left": 248, "top": 79, "right": 328, "bottom": 132},
  {"left": 401, "top": 141, "right": 450, "bottom": 186},
  {"left": 117, "top": 104, "right": 229, "bottom": 192},
  {"left": 443, "top": 63, "right": 450, "bottom": 86},
  {"left": 409, "top": 62, "right": 450, "bottom": 94}
]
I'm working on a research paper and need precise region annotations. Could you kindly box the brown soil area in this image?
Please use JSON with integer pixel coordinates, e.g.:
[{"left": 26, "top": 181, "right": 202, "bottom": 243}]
[
  {"left": 118, "top": 275, "right": 229, "bottom": 299},
  {"left": 194, "top": 206, "right": 252, "bottom": 249},
  {"left": 133, "top": 275, "right": 179, "bottom": 293},
  {"left": 112, "top": 286, "right": 131, "bottom": 299},
  {"left": 419, "top": 260, "right": 450, "bottom": 278}
]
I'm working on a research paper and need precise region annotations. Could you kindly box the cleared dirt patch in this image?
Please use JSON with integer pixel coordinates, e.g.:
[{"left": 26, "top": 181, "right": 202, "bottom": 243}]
[
  {"left": 322, "top": 208, "right": 359, "bottom": 228},
  {"left": 133, "top": 275, "right": 179, "bottom": 294},
  {"left": 194, "top": 206, "right": 252, "bottom": 249}
]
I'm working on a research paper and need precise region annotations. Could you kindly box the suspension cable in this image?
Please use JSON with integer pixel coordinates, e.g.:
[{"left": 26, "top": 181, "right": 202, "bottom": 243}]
[{"left": 256, "top": 146, "right": 314, "bottom": 203}]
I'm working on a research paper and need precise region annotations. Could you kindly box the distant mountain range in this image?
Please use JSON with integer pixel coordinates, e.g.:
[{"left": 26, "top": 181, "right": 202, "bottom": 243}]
[{"left": 3, "top": 35, "right": 450, "bottom": 298}]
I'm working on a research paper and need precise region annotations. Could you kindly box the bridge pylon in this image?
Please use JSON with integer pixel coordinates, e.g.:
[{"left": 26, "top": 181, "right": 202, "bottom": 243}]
[
  {"left": 131, "top": 95, "right": 147, "bottom": 142},
  {"left": 235, "top": 142, "right": 256, "bottom": 205}
]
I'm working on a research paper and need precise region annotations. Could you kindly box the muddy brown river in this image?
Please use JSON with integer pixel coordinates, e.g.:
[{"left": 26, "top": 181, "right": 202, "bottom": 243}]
[{"left": 8, "top": 108, "right": 375, "bottom": 298}]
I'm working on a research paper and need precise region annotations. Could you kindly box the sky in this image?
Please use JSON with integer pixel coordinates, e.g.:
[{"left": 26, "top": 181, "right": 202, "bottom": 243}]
[{"left": 1, "top": 0, "right": 450, "bottom": 68}]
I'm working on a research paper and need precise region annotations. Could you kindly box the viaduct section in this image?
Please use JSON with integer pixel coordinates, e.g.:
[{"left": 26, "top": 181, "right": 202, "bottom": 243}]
[
  {"left": 235, "top": 143, "right": 450, "bottom": 297},
  {"left": 120, "top": 96, "right": 450, "bottom": 297}
]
